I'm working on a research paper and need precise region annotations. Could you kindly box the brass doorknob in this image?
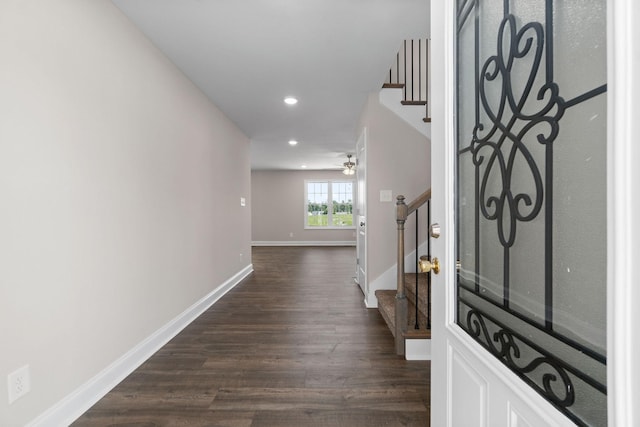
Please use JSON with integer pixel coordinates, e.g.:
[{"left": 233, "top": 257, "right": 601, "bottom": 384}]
[{"left": 418, "top": 255, "right": 440, "bottom": 274}]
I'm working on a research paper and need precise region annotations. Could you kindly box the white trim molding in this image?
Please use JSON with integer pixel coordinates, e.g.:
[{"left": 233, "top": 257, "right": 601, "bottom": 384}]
[
  {"left": 252, "top": 241, "right": 356, "bottom": 247},
  {"left": 406, "top": 338, "right": 431, "bottom": 361},
  {"left": 608, "top": 0, "right": 640, "bottom": 425},
  {"left": 28, "top": 264, "right": 254, "bottom": 427}
]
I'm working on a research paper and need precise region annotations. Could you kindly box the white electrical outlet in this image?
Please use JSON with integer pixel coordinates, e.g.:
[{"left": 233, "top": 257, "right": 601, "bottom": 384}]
[{"left": 8, "top": 365, "right": 30, "bottom": 404}]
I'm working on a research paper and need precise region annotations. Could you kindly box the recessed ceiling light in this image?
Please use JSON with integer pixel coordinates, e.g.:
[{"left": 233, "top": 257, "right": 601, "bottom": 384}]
[
  {"left": 288, "top": 140, "right": 298, "bottom": 146},
  {"left": 301, "top": 164, "right": 307, "bottom": 169},
  {"left": 284, "top": 96, "right": 298, "bottom": 105}
]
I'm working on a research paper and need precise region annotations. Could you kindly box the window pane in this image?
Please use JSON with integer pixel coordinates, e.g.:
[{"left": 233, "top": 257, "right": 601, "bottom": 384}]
[
  {"left": 332, "top": 182, "right": 353, "bottom": 226},
  {"left": 307, "top": 182, "right": 328, "bottom": 227}
]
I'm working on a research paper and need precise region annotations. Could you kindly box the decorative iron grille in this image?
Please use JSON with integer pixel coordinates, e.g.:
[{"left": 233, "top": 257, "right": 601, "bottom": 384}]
[{"left": 455, "top": 0, "right": 607, "bottom": 425}]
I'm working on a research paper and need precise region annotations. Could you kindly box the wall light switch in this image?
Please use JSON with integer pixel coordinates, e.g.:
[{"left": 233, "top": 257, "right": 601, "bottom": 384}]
[
  {"left": 380, "top": 190, "right": 392, "bottom": 202},
  {"left": 240, "top": 197, "right": 246, "bottom": 207}
]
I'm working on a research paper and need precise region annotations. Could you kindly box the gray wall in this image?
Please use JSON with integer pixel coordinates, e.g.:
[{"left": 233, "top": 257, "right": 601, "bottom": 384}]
[
  {"left": 358, "top": 93, "right": 431, "bottom": 286},
  {"left": 0, "top": 1, "right": 251, "bottom": 424},
  {"left": 251, "top": 170, "right": 356, "bottom": 244}
]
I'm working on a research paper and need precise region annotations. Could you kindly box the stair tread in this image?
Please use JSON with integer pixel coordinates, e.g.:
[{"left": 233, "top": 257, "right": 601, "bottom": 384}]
[
  {"left": 382, "top": 83, "right": 405, "bottom": 89},
  {"left": 375, "top": 289, "right": 430, "bottom": 338},
  {"left": 403, "top": 329, "right": 432, "bottom": 339},
  {"left": 375, "top": 290, "right": 397, "bottom": 337},
  {"left": 401, "top": 100, "right": 427, "bottom": 106}
]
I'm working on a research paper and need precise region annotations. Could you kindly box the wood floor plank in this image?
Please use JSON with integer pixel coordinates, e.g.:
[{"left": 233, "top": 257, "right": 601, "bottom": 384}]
[
  {"left": 73, "top": 246, "right": 430, "bottom": 426},
  {"left": 208, "top": 387, "right": 426, "bottom": 412},
  {"left": 249, "top": 410, "right": 427, "bottom": 427}
]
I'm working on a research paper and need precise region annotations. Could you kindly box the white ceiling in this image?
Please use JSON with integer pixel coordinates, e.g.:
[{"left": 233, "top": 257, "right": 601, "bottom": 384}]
[{"left": 111, "top": 0, "right": 429, "bottom": 170}]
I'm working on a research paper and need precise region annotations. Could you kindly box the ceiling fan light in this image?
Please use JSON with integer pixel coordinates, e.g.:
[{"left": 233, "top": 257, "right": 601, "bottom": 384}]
[{"left": 342, "top": 154, "right": 356, "bottom": 175}]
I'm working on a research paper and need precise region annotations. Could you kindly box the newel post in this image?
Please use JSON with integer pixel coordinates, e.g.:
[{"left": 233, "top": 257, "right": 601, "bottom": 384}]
[{"left": 395, "top": 195, "right": 409, "bottom": 355}]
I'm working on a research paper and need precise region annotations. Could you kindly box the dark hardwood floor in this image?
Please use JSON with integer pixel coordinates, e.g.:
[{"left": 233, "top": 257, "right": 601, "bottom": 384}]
[{"left": 74, "top": 246, "right": 430, "bottom": 427}]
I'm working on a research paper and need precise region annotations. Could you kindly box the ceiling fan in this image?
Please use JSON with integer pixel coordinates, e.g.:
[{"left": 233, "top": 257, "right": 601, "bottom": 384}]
[{"left": 342, "top": 154, "right": 356, "bottom": 175}]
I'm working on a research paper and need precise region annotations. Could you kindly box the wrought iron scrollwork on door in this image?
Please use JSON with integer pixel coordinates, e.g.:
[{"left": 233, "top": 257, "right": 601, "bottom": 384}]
[
  {"left": 473, "top": 14, "right": 563, "bottom": 252},
  {"left": 456, "top": 1, "right": 607, "bottom": 425}
]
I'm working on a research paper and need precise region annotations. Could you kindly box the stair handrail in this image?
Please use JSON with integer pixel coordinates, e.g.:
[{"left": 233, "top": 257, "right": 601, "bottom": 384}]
[
  {"left": 405, "top": 188, "right": 431, "bottom": 217},
  {"left": 394, "top": 188, "right": 431, "bottom": 355}
]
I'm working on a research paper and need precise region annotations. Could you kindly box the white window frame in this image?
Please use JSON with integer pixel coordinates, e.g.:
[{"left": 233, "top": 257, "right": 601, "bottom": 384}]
[{"left": 304, "top": 179, "right": 355, "bottom": 229}]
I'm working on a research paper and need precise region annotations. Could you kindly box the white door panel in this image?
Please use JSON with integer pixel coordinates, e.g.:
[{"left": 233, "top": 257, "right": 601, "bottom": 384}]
[
  {"left": 449, "top": 344, "right": 488, "bottom": 427},
  {"left": 446, "top": 328, "right": 577, "bottom": 427}
]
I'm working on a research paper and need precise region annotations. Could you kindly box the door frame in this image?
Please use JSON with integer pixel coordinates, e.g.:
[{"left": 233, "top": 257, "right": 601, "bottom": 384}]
[
  {"left": 607, "top": 1, "right": 640, "bottom": 425},
  {"left": 355, "top": 127, "right": 367, "bottom": 299},
  {"left": 429, "top": 0, "right": 640, "bottom": 425}
]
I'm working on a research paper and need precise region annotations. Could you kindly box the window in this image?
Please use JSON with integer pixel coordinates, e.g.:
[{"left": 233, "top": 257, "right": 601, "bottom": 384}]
[{"left": 305, "top": 180, "right": 354, "bottom": 228}]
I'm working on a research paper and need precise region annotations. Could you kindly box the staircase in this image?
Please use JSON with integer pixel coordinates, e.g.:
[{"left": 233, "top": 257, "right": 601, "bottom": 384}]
[
  {"left": 380, "top": 39, "right": 431, "bottom": 137},
  {"left": 374, "top": 41, "right": 433, "bottom": 360},
  {"left": 373, "top": 190, "right": 432, "bottom": 360}
]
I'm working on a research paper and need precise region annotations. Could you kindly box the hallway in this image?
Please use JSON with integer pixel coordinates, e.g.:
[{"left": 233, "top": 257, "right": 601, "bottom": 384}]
[{"left": 73, "top": 246, "right": 430, "bottom": 426}]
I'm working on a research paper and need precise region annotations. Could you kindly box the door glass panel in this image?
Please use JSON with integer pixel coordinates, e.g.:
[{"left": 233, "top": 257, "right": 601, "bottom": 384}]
[{"left": 455, "top": 1, "right": 606, "bottom": 425}]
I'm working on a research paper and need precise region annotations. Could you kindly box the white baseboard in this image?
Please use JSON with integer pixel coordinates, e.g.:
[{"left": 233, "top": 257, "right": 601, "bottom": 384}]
[
  {"left": 364, "top": 296, "right": 378, "bottom": 309},
  {"left": 405, "top": 339, "right": 431, "bottom": 361},
  {"left": 28, "top": 264, "right": 254, "bottom": 427},
  {"left": 252, "top": 241, "right": 356, "bottom": 247}
]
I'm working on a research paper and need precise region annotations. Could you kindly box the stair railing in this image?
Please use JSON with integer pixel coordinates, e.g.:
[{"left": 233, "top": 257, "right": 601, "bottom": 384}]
[
  {"left": 383, "top": 39, "right": 430, "bottom": 122},
  {"left": 395, "top": 188, "right": 431, "bottom": 355}
]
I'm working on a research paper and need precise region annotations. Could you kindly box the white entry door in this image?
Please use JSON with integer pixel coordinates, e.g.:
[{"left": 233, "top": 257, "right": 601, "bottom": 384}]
[
  {"left": 356, "top": 128, "right": 367, "bottom": 297},
  {"left": 430, "top": 0, "right": 640, "bottom": 426}
]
